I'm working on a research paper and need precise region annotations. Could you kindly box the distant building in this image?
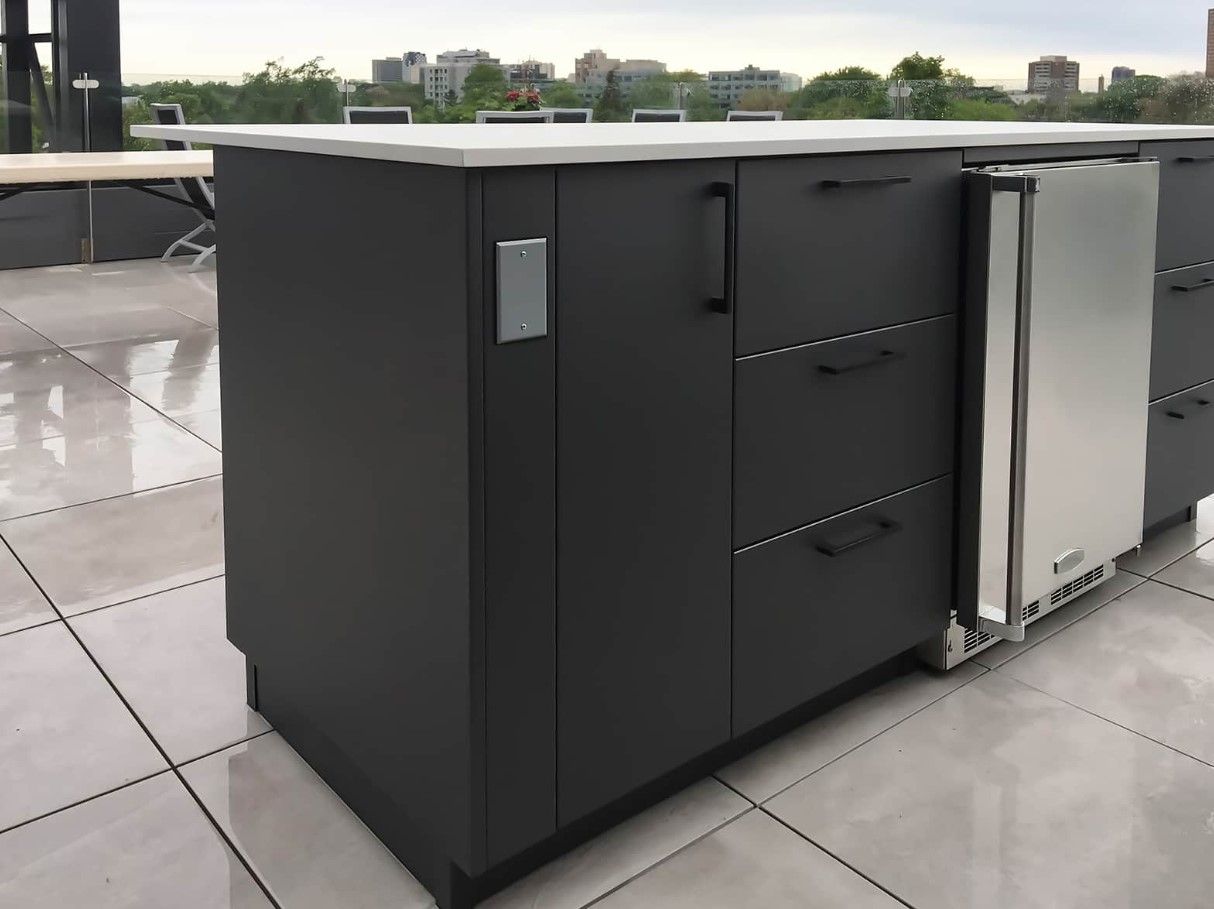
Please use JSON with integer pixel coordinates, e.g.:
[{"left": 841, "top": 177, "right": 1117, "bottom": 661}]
[
  {"left": 420, "top": 49, "right": 500, "bottom": 103},
  {"left": 572, "top": 49, "right": 666, "bottom": 99},
  {"left": 1111, "top": 66, "right": 1136, "bottom": 82},
  {"left": 372, "top": 57, "right": 404, "bottom": 83},
  {"left": 780, "top": 72, "right": 804, "bottom": 94},
  {"left": 706, "top": 66, "right": 786, "bottom": 109},
  {"left": 1027, "top": 55, "right": 1080, "bottom": 93},
  {"left": 1208, "top": 9, "right": 1214, "bottom": 77},
  {"left": 503, "top": 60, "right": 556, "bottom": 83}
]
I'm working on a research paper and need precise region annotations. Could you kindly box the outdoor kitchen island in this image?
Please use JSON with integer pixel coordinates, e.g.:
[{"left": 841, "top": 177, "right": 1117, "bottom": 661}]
[{"left": 133, "top": 119, "right": 1214, "bottom": 909}]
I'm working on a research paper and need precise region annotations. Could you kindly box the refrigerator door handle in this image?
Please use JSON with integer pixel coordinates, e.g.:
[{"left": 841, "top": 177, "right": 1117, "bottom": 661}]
[{"left": 977, "top": 175, "right": 1039, "bottom": 644}]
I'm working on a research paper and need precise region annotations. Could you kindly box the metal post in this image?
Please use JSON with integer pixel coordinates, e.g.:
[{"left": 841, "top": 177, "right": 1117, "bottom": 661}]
[{"left": 71, "top": 70, "right": 98, "bottom": 262}]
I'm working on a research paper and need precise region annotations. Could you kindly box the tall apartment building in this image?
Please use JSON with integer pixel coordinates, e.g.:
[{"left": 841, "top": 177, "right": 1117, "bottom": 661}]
[
  {"left": 705, "top": 66, "right": 786, "bottom": 108},
  {"left": 573, "top": 48, "right": 666, "bottom": 97},
  {"left": 371, "top": 57, "right": 404, "bottom": 83},
  {"left": 420, "top": 49, "right": 500, "bottom": 103},
  {"left": 1111, "top": 66, "right": 1136, "bottom": 83},
  {"left": 1207, "top": 9, "right": 1214, "bottom": 78},
  {"left": 503, "top": 60, "right": 556, "bottom": 83},
  {"left": 1027, "top": 55, "right": 1080, "bottom": 93}
]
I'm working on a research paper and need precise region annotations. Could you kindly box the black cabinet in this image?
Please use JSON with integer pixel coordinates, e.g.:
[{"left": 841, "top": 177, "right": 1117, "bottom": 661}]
[
  {"left": 555, "top": 161, "right": 734, "bottom": 824},
  {"left": 734, "top": 150, "right": 962, "bottom": 355},
  {"left": 1146, "top": 140, "right": 1214, "bottom": 271},
  {"left": 1145, "top": 378, "right": 1214, "bottom": 527},
  {"left": 733, "top": 476, "right": 953, "bottom": 735},
  {"left": 734, "top": 315, "right": 957, "bottom": 546},
  {"left": 1150, "top": 262, "right": 1214, "bottom": 401}
]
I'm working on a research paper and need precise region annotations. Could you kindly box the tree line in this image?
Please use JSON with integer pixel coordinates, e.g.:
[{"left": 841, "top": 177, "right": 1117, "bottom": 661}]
[{"left": 118, "top": 53, "right": 1214, "bottom": 151}]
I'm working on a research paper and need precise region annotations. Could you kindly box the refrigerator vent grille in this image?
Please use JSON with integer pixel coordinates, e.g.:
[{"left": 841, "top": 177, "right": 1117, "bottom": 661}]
[
  {"left": 1024, "top": 600, "right": 1041, "bottom": 621},
  {"left": 1051, "top": 565, "right": 1105, "bottom": 606},
  {"left": 963, "top": 627, "right": 994, "bottom": 653}
]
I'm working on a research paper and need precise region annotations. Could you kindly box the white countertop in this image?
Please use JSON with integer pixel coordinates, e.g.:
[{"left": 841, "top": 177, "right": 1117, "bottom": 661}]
[
  {"left": 0, "top": 150, "right": 213, "bottom": 184},
  {"left": 130, "top": 120, "right": 1214, "bottom": 168}
]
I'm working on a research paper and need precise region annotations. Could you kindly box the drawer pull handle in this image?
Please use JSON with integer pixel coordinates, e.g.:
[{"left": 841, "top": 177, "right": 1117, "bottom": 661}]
[
  {"left": 1166, "top": 399, "right": 1212, "bottom": 420},
  {"left": 818, "top": 349, "right": 904, "bottom": 376},
  {"left": 821, "top": 175, "right": 913, "bottom": 189},
  {"left": 1171, "top": 278, "right": 1214, "bottom": 293},
  {"left": 1177, "top": 155, "right": 1214, "bottom": 163},
  {"left": 815, "top": 519, "right": 902, "bottom": 557},
  {"left": 708, "top": 181, "right": 735, "bottom": 315}
]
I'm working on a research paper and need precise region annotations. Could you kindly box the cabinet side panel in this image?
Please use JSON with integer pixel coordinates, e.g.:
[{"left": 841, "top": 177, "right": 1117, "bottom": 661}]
[
  {"left": 216, "top": 149, "right": 478, "bottom": 881},
  {"left": 482, "top": 168, "right": 559, "bottom": 863}
]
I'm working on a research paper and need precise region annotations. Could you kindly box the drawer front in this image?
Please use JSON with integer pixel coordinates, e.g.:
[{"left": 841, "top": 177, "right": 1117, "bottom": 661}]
[
  {"left": 734, "top": 315, "right": 957, "bottom": 547},
  {"left": 733, "top": 476, "right": 953, "bottom": 735},
  {"left": 1151, "top": 263, "right": 1214, "bottom": 400},
  {"left": 1145, "top": 140, "right": 1214, "bottom": 271},
  {"left": 735, "top": 150, "right": 962, "bottom": 355},
  {"left": 1145, "top": 379, "right": 1214, "bottom": 527}
]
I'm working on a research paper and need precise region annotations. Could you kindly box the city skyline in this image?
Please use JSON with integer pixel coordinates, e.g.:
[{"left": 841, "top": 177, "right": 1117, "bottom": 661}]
[{"left": 116, "top": 0, "right": 1211, "bottom": 82}]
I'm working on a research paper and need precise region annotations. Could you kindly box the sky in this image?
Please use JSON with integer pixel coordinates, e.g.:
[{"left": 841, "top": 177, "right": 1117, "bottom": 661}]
[{"left": 115, "top": 0, "right": 1214, "bottom": 85}]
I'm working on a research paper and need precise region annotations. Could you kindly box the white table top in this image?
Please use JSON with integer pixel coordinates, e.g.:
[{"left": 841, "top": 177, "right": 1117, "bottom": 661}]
[
  {"left": 130, "top": 120, "right": 1214, "bottom": 169},
  {"left": 0, "top": 151, "right": 214, "bottom": 184}
]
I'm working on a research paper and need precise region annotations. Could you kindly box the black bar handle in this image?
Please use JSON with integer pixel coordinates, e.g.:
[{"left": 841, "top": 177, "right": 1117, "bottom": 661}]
[
  {"left": 708, "top": 182, "right": 735, "bottom": 315},
  {"left": 821, "top": 175, "right": 913, "bottom": 189},
  {"left": 818, "top": 349, "right": 904, "bottom": 376},
  {"left": 815, "top": 519, "right": 902, "bottom": 558},
  {"left": 1166, "top": 399, "right": 1212, "bottom": 420},
  {"left": 1177, "top": 155, "right": 1214, "bottom": 163},
  {"left": 1171, "top": 278, "right": 1214, "bottom": 294}
]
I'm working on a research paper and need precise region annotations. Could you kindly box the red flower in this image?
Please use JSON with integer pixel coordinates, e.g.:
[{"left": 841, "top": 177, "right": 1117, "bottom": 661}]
[{"left": 506, "top": 90, "right": 521, "bottom": 101}]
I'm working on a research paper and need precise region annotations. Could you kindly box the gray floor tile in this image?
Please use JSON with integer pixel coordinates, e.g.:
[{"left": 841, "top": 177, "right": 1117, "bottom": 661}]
[
  {"left": 998, "top": 579, "right": 1214, "bottom": 765},
  {"left": 179, "top": 410, "right": 222, "bottom": 449},
  {"left": 70, "top": 578, "right": 269, "bottom": 765},
  {"left": 0, "top": 543, "right": 55, "bottom": 636},
  {"left": 0, "top": 416, "right": 222, "bottom": 520},
  {"left": 483, "top": 778, "right": 749, "bottom": 909},
  {"left": 126, "top": 363, "right": 222, "bottom": 420},
  {"left": 2, "top": 477, "right": 224, "bottom": 616},
  {"left": 0, "top": 350, "right": 164, "bottom": 447},
  {"left": 11, "top": 306, "right": 212, "bottom": 349},
  {"left": 972, "top": 569, "right": 1146, "bottom": 669},
  {"left": 1154, "top": 537, "right": 1214, "bottom": 599},
  {"left": 1116, "top": 496, "right": 1214, "bottom": 576},
  {"left": 767, "top": 672, "right": 1214, "bottom": 909},
  {"left": 0, "top": 623, "right": 166, "bottom": 830},
  {"left": 595, "top": 809, "right": 900, "bottom": 908},
  {"left": 181, "top": 733, "right": 434, "bottom": 909},
  {"left": 0, "top": 772, "right": 271, "bottom": 908},
  {"left": 67, "top": 331, "right": 220, "bottom": 380},
  {"left": 0, "top": 312, "right": 54, "bottom": 356},
  {"left": 717, "top": 663, "right": 984, "bottom": 803}
]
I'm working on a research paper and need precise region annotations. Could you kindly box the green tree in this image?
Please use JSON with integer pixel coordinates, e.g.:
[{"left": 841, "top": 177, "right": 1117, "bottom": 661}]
[
  {"left": 788, "top": 66, "right": 886, "bottom": 120},
  {"left": 594, "top": 70, "right": 628, "bottom": 122},
  {"left": 542, "top": 81, "right": 582, "bottom": 108},
  {"left": 1091, "top": 75, "right": 1164, "bottom": 123},
  {"left": 890, "top": 53, "right": 945, "bottom": 81},
  {"left": 628, "top": 75, "right": 677, "bottom": 110},
  {"left": 233, "top": 58, "right": 342, "bottom": 124}
]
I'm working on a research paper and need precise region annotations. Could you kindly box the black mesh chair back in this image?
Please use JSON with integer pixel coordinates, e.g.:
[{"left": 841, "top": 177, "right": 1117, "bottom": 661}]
[
  {"left": 148, "top": 104, "right": 215, "bottom": 220},
  {"left": 631, "top": 109, "right": 686, "bottom": 122},
  {"left": 343, "top": 106, "right": 413, "bottom": 124},
  {"left": 475, "top": 110, "right": 555, "bottom": 124},
  {"left": 546, "top": 108, "right": 593, "bottom": 123},
  {"left": 727, "top": 110, "right": 783, "bottom": 121}
]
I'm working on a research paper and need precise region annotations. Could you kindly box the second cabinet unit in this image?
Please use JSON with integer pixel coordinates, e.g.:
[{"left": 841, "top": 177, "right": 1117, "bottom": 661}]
[
  {"left": 734, "top": 315, "right": 958, "bottom": 547},
  {"left": 1144, "top": 377, "right": 1214, "bottom": 527},
  {"left": 1150, "top": 262, "right": 1214, "bottom": 401},
  {"left": 1145, "top": 140, "right": 1214, "bottom": 271},
  {"left": 555, "top": 161, "right": 734, "bottom": 825},
  {"left": 734, "top": 150, "right": 962, "bottom": 355},
  {"left": 733, "top": 476, "right": 954, "bottom": 735}
]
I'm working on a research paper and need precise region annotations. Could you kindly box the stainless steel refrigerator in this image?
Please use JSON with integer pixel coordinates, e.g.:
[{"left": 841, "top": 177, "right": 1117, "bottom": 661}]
[{"left": 921, "top": 157, "right": 1159, "bottom": 669}]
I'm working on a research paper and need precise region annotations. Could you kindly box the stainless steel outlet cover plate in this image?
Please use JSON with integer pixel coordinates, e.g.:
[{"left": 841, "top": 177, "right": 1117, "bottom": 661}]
[{"left": 496, "top": 238, "right": 548, "bottom": 344}]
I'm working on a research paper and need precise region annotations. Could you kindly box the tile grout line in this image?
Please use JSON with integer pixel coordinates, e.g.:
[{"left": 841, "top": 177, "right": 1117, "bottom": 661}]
[
  {"left": 0, "top": 769, "right": 170, "bottom": 837},
  {"left": 59, "top": 572, "right": 227, "bottom": 623},
  {"left": 711, "top": 774, "right": 757, "bottom": 806},
  {"left": 752, "top": 666, "right": 990, "bottom": 808},
  {"left": 0, "top": 473, "right": 223, "bottom": 526},
  {"left": 758, "top": 807, "right": 919, "bottom": 909},
  {"left": 0, "top": 532, "right": 281, "bottom": 908},
  {"left": 992, "top": 668, "right": 1214, "bottom": 772},
  {"left": 1142, "top": 574, "right": 1214, "bottom": 605},
  {"left": 577, "top": 806, "right": 758, "bottom": 909}
]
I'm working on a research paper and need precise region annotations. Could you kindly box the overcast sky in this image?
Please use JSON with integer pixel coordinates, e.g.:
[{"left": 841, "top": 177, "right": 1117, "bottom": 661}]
[{"left": 115, "top": 0, "right": 1212, "bottom": 84}]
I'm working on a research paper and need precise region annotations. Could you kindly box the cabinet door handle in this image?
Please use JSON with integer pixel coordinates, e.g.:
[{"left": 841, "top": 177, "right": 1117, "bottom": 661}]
[
  {"left": 815, "top": 519, "right": 902, "bottom": 557},
  {"left": 708, "top": 181, "right": 735, "bottom": 315},
  {"left": 1166, "top": 399, "right": 1212, "bottom": 420},
  {"left": 1177, "top": 155, "right": 1214, "bottom": 163},
  {"left": 1171, "top": 278, "right": 1214, "bottom": 293},
  {"left": 821, "top": 175, "right": 913, "bottom": 189},
  {"left": 817, "top": 349, "right": 904, "bottom": 375}
]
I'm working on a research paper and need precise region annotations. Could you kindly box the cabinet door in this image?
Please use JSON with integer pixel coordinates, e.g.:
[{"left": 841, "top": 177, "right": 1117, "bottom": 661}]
[
  {"left": 556, "top": 160, "right": 734, "bottom": 824},
  {"left": 1145, "top": 140, "right": 1214, "bottom": 271}
]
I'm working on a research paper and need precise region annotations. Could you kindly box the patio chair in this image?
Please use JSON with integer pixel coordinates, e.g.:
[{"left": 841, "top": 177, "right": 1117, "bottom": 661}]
[
  {"left": 727, "top": 110, "right": 783, "bottom": 121},
  {"left": 343, "top": 106, "right": 413, "bottom": 124},
  {"left": 475, "top": 110, "right": 555, "bottom": 123},
  {"left": 149, "top": 103, "right": 216, "bottom": 270},
  {"left": 631, "top": 109, "right": 686, "bottom": 122},
  {"left": 544, "top": 108, "right": 594, "bottom": 123}
]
